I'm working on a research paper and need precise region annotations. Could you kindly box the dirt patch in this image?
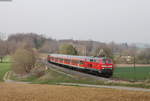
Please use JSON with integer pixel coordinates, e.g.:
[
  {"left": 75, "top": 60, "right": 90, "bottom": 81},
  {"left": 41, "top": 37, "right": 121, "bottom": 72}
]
[{"left": 0, "top": 83, "right": 150, "bottom": 101}]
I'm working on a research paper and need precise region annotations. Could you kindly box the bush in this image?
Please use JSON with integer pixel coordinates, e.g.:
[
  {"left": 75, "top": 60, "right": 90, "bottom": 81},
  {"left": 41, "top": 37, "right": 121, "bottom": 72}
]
[
  {"left": 12, "top": 47, "right": 37, "bottom": 75},
  {"left": 30, "top": 63, "right": 46, "bottom": 77}
]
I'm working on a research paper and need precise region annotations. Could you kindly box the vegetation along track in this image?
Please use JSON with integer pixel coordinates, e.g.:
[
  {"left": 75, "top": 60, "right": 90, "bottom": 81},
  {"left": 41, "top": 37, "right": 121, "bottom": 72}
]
[{"left": 41, "top": 59, "right": 122, "bottom": 82}]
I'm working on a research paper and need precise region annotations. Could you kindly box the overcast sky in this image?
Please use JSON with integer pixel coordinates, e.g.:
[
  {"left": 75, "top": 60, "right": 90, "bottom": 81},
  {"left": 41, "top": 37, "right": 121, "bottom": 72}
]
[{"left": 0, "top": 0, "right": 150, "bottom": 43}]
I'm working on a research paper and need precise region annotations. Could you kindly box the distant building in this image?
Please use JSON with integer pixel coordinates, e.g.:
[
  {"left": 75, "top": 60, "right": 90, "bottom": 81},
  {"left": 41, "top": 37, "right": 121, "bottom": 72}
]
[{"left": 120, "top": 55, "right": 133, "bottom": 64}]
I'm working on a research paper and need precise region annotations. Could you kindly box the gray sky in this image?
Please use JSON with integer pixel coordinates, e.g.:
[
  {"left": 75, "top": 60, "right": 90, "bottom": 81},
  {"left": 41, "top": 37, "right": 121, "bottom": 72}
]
[{"left": 0, "top": 0, "right": 150, "bottom": 43}]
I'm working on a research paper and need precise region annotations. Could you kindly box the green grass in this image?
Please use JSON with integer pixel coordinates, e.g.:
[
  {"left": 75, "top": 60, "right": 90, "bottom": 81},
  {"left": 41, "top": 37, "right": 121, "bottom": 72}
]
[
  {"left": 113, "top": 67, "right": 150, "bottom": 81},
  {"left": 0, "top": 56, "right": 11, "bottom": 81},
  {"left": 14, "top": 67, "right": 150, "bottom": 89},
  {"left": 17, "top": 68, "right": 102, "bottom": 85},
  {"left": 10, "top": 61, "right": 150, "bottom": 88}
]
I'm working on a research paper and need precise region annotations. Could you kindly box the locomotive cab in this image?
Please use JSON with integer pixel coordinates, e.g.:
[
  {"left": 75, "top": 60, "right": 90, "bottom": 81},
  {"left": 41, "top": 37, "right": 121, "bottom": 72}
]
[{"left": 100, "top": 58, "right": 114, "bottom": 77}]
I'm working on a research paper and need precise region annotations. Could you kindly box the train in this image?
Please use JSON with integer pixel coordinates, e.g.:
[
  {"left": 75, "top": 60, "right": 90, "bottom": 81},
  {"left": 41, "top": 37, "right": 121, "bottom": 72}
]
[{"left": 47, "top": 54, "right": 115, "bottom": 77}]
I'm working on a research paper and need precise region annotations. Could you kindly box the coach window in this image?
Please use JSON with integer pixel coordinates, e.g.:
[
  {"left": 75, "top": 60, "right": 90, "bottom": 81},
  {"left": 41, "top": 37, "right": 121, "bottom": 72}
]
[
  {"left": 66, "top": 59, "right": 70, "bottom": 63},
  {"left": 74, "top": 60, "right": 77, "bottom": 63},
  {"left": 96, "top": 59, "right": 100, "bottom": 63},
  {"left": 90, "top": 59, "right": 93, "bottom": 62},
  {"left": 73, "top": 60, "right": 78, "bottom": 64},
  {"left": 107, "top": 59, "right": 112, "bottom": 64},
  {"left": 55, "top": 58, "right": 58, "bottom": 61},
  {"left": 74, "top": 60, "right": 77, "bottom": 64},
  {"left": 93, "top": 59, "right": 96, "bottom": 62},
  {"left": 60, "top": 58, "right": 63, "bottom": 61},
  {"left": 64, "top": 59, "right": 67, "bottom": 62},
  {"left": 102, "top": 59, "right": 106, "bottom": 64}
]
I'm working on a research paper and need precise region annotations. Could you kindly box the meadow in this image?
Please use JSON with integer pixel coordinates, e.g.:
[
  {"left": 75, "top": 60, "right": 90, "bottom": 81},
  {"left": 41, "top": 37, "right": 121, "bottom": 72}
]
[
  {"left": 113, "top": 66, "right": 150, "bottom": 81},
  {"left": 0, "top": 56, "right": 11, "bottom": 81}
]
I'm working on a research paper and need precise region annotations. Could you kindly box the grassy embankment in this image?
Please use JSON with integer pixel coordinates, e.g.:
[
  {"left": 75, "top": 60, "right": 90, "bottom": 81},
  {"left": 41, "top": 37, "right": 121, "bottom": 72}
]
[
  {"left": 113, "top": 66, "right": 150, "bottom": 81},
  {"left": 0, "top": 56, "right": 11, "bottom": 81},
  {"left": 14, "top": 67, "right": 103, "bottom": 85},
  {"left": 13, "top": 64, "right": 150, "bottom": 88}
]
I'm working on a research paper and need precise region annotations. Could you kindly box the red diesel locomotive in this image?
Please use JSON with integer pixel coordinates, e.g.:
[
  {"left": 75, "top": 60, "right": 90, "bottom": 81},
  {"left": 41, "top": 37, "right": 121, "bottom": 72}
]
[{"left": 47, "top": 54, "right": 114, "bottom": 77}]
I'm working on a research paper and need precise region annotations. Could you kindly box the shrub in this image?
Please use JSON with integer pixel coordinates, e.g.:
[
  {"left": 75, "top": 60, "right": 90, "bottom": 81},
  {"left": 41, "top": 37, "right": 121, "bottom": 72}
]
[{"left": 12, "top": 47, "right": 37, "bottom": 74}]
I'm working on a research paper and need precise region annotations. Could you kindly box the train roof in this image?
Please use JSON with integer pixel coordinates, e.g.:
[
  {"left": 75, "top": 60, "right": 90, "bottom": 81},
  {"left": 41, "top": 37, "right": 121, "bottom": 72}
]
[{"left": 49, "top": 54, "right": 108, "bottom": 60}]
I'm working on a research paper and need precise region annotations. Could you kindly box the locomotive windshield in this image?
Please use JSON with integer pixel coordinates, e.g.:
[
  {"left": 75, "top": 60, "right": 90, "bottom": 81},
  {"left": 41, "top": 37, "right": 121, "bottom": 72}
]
[
  {"left": 107, "top": 59, "right": 112, "bottom": 64},
  {"left": 102, "top": 59, "right": 112, "bottom": 64}
]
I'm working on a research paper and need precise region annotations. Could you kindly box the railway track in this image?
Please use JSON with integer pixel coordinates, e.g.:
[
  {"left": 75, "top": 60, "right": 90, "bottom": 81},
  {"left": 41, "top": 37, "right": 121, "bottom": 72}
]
[{"left": 40, "top": 59, "right": 119, "bottom": 82}]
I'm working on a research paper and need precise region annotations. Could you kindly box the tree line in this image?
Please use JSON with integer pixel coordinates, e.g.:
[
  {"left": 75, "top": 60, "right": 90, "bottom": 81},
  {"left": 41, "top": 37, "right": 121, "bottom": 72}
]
[{"left": 0, "top": 33, "right": 150, "bottom": 64}]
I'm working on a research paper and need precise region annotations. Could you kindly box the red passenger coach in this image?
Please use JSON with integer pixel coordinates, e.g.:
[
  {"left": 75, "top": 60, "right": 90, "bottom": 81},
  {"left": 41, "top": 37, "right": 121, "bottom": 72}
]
[{"left": 47, "top": 54, "right": 114, "bottom": 77}]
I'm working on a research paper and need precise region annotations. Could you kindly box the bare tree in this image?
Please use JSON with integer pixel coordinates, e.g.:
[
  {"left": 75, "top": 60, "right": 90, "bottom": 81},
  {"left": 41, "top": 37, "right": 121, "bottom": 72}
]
[
  {"left": 39, "top": 40, "right": 58, "bottom": 53},
  {"left": 59, "top": 44, "right": 78, "bottom": 55},
  {"left": 137, "top": 48, "right": 150, "bottom": 64},
  {"left": 94, "top": 45, "right": 113, "bottom": 59},
  {"left": 12, "top": 46, "right": 37, "bottom": 74}
]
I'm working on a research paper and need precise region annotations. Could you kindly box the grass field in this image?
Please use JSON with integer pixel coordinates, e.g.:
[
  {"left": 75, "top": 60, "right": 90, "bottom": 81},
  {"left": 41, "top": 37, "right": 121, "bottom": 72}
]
[
  {"left": 0, "top": 82, "right": 150, "bottom": 101},
  {"left": 15, "top": 68, "right": 103, "bottom": 85},
  {"left": 13, "top": 66, "right": 150, "bottom": 88},
  {"left": 113, "top": 67, "right": 150, "bottom": 81},
  {"left": 0, "top": 56, "right": 11, "bottom": 81}
]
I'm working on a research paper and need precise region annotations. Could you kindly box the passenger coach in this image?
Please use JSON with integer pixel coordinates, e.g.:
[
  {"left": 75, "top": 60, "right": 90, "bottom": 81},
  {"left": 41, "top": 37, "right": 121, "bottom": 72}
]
[{"left": 47, "top": 54, "right": 114, "bottom": 77}]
